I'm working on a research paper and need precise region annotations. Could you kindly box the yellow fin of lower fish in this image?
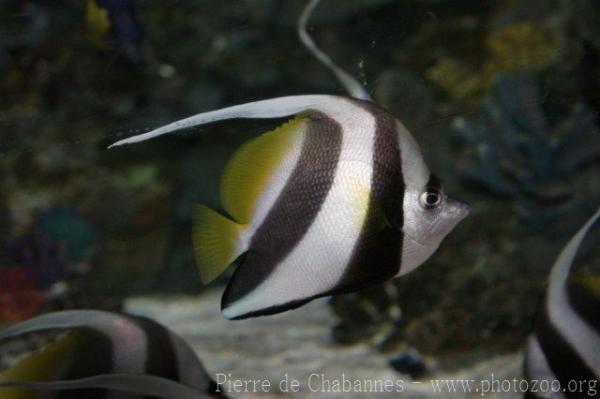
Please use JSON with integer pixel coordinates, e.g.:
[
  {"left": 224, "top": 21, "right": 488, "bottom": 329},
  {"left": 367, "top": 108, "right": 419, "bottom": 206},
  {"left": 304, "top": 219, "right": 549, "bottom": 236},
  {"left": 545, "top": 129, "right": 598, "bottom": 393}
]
[
  {"left": 573, "top": 275, "right": 600, "bottom": 296},
  {"left": 193, "top": 205, "right": 246, "bottom": 284},
  {"left": 0, "top": 332, "right": 78, "bottom": 399},
  {"left": 220, "top": 116, "right": 306, "bottom": 224}
]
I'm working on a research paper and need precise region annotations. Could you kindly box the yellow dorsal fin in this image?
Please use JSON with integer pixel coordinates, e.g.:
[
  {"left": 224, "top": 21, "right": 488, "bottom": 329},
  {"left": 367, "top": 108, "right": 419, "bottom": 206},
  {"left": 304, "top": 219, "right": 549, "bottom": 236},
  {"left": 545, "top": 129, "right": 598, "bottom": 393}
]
[
  {"left": 220, "top": 116, "right": 307, "bottom": 224},
  {"left": 0, "top": 332, "right": 78, "bottom": 399}
]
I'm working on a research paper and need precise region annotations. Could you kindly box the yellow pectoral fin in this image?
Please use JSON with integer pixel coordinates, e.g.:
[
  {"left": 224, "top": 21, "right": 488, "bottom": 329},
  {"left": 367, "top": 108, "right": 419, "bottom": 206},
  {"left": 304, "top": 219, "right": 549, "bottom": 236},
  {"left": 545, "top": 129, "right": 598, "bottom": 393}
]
[
  {"left": 347, "top": 180, "right": 389, "bottom": 232},
  {"left": 219, "top": 116, "right": 306, "bottom": 224},
  {"left": 0, "top": 332, "right": 78, "bottom": 399},
  {"left": 193, "top": 205, "right": 247, "bottom": 284}
]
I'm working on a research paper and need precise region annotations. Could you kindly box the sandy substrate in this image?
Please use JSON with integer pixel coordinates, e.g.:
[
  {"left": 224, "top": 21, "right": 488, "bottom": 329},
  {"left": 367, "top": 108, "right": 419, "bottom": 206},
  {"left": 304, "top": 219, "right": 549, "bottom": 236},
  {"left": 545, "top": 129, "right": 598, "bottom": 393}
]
[{"left": 125, "top": 289, "right": 523, "bottom": 399}]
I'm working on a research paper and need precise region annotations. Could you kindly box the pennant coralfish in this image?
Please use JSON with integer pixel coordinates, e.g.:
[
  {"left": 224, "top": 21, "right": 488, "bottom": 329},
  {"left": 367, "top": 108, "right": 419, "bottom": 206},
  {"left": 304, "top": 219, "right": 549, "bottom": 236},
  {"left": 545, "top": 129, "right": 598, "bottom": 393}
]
[
  {"left": 107, "top": 1, "right": 470, "bottom": 320},
  {"left": 524, "top": 207, "right": 600, "bottom": 398}
]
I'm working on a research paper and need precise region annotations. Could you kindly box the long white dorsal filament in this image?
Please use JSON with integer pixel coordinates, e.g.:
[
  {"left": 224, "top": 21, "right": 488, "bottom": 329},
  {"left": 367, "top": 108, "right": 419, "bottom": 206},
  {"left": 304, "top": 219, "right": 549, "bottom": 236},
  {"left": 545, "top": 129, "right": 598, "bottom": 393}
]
[
  {"left": 107, "top": 1, "right": 373, "bottom": 149},
  {"left": 298, "top": 0, "right": 372, "bottom": 101},
  {"left": 0, "top": 310, "right": 117, "bottom": 341},
  {"left": 108, "top": 95, "right": 333, "bottom": 148}
]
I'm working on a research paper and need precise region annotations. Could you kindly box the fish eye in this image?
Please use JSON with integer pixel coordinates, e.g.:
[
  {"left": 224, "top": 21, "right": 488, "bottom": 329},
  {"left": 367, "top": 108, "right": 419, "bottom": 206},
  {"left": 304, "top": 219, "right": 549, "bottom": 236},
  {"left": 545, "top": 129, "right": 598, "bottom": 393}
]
[{"left": 420, "top": 189, "right": 442, "bottom": 209}]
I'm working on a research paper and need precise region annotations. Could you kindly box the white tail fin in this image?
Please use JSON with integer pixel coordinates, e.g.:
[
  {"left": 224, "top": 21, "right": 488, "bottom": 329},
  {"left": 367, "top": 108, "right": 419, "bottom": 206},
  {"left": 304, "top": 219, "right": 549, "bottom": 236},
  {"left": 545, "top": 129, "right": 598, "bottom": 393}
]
[{"left": 298, "top": 0, "right": 371, "bottom": 101}]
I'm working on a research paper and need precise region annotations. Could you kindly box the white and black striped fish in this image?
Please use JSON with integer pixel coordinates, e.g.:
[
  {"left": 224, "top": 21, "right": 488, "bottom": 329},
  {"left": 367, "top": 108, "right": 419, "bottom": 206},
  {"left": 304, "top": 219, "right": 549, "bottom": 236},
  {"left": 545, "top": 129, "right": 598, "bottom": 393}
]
[
  {"left": 524, "top": 207, "right": 600, "bottom": 399},
  {"left": 108, "top": 0, "right": 468, "bottom": 319},
  {"left": 0, "top": 310, "right": 226, "bottom": 399},
  {"left": 109, "top": 95, "right": 469, "bottom": 320}
]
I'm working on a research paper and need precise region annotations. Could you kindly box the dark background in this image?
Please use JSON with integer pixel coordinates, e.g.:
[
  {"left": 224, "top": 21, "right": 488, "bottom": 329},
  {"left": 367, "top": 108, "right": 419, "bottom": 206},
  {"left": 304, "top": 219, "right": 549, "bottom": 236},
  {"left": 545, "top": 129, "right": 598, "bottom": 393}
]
[{"left": 0, "top": 0, "right": 599, "bottom": 361}]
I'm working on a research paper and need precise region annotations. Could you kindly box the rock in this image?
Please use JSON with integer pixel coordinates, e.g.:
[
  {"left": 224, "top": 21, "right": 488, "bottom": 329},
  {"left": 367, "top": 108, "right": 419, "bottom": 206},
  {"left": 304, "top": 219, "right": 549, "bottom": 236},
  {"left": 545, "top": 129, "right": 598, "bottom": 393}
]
[{"left": 389, "top": 348, "right": 429, "bottom": 379}]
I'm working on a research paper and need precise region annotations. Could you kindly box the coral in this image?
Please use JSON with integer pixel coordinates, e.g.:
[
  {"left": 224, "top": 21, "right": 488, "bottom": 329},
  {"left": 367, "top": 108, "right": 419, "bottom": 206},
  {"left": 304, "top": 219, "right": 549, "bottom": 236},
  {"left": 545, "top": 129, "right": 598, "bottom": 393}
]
[
  {"left": 34, "top": 207, "right": 100, "bottom": 264},
  {"left": 0, "top": 233, "right": 63, "bottom": 322},
  {"left": 485, "top": 22, "right": 560, "bottom": 75},
  {"left": 426, "top": 58, "right": 481, "bottom": 105},
  {"left": 427, "top": 21, "right": 562, "bottom": 107},
  {"left": 453, "top": 73, "right": 600, "bottom": 232}
]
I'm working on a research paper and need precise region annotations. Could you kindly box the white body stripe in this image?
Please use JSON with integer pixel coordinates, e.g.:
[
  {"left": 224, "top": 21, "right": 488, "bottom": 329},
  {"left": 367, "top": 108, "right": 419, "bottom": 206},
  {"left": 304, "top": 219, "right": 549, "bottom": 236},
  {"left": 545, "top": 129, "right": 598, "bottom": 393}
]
[
  {"left": 104, "top": 315, "right": 148, "bottom": 399},
  {"left": 0, "top": 311, "right": 148, "bottom": 375},
  {"left": 546, "top": 208, "right": 600, "bottom": 378},
  {"left": 399, "top": 235, "right": 438, "bottom": 276},
  {"left": 397, "top": 120, "right": 432, "bottom": 276},
  {"left": 524, "top": 336, "right": 566, "bottom": 399},
  {"left": 91, "top": 313, "right": 148, "bottom": 375},
  {"left": 223, "top": 100, "right": 377, "bottom": 318}
]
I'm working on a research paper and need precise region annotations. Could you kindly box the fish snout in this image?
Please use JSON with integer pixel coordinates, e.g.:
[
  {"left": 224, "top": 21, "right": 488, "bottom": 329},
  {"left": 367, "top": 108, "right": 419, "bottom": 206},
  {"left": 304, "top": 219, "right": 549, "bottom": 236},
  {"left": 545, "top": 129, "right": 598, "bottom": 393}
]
[{"left": 447, "top": 196, "right": 470, "bottom": 220}]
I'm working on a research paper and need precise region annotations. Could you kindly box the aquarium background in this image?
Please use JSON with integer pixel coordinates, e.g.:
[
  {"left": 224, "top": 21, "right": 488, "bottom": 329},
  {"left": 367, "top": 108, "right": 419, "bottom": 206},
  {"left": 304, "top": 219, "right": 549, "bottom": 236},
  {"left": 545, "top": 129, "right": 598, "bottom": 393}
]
[{"left": 0, "top": 0, "right": 599, "bottom": 397}]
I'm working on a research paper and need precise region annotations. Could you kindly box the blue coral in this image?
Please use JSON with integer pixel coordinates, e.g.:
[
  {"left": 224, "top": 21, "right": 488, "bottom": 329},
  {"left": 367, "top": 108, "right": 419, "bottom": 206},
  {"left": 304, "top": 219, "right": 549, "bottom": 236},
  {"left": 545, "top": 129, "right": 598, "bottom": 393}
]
[{"left": 454, "top": 73, "right": 600, "bottom": 230}]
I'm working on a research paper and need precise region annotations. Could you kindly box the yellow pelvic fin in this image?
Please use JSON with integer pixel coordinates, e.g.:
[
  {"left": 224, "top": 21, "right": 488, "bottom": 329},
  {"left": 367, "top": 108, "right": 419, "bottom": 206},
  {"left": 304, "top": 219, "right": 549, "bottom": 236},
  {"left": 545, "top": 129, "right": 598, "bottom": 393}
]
[
  {"left": 193, "top": 205, "right": 247, "bottom": 284},
  {"left": 220, "top": 117, "right": 306, "bottom": 224},
  {"left": 348, "top": 181, "right": 372, "bottom": 230},
  {"left": 0, "top": 332, "right": 78, "bottom": 399}
]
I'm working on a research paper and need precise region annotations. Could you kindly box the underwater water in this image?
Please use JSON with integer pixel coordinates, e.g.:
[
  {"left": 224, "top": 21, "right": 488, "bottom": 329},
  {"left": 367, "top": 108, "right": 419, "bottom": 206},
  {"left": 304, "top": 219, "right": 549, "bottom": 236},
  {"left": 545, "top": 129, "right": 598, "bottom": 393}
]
[{"left": 0, "top": 0, "right": 599, "bottom": 398}]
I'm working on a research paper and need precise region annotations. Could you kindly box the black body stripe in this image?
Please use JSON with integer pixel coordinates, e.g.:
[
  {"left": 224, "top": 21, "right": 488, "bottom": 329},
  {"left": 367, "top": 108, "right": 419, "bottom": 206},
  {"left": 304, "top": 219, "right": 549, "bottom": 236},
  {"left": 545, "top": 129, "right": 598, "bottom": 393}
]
[
  {"left": 226, "top": 295, "right": 313, "bottom": 320},
  {"left": 336, "top": 99, "right": 404, "bottom": 292},
  {"left": 131, "top": 316, "right": 180, "bottom": 399},
  {"left": 222, "top": 111, "right": 343, "bottom": 309},
  {"left": 567, "top": 282, "right": 600, "bottom": 334},
  {"left": 426, "top": 174, "right": 441, "bottom": 191},
  {"left": 535, "top": 302, "right": 598, "bottom": 398},
  {"left": 58, "top": 328, "right": 113, "bottom": 399}
]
